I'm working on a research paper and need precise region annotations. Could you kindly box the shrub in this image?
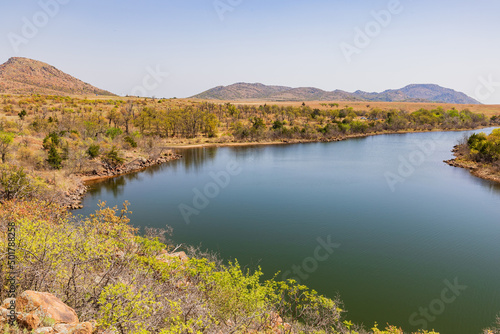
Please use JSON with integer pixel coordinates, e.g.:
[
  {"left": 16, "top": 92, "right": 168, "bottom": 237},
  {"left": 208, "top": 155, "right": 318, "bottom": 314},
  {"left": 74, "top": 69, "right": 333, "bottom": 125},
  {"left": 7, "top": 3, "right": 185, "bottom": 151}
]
[
  {"left": 87, "top": 144, "right": 100, "bottom": 158},
  {"left": 0, "top": 132, "right": 14, "bottom": 163},
  {"left": 103, "top": 145, "right": 124, "bottom": 167},
  {"left": 47, "top": 145, "right": 62, "bottom": 169},
  {"left": 42, "top": 132, "right": 60, "bottom": 150},
  {"left": 106, "top": 127, "right": 123, "bottom": 140},
  {"left": 18, "top": 109, "right": 27, "bottom": 120},
  {"left": 124, "top": 135, "right": 138, "bottom": 148},
  {"left": 0, "top": 164, "right": 46, "bottom": 201}
]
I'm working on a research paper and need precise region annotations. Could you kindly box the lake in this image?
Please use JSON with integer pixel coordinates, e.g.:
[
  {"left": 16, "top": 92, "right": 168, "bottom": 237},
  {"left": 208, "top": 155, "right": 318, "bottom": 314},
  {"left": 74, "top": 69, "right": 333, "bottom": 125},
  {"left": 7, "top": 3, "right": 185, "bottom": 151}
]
[{"left": 76, "top": 128, "right": 500, "bottom": 334}]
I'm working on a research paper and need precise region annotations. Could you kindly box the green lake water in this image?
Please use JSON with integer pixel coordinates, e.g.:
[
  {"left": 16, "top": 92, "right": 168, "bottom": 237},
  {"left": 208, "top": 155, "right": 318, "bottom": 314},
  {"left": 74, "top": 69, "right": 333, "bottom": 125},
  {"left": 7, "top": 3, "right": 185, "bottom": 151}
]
[{"left": 77, "top": 128, "right": 500, "bottom": 334}]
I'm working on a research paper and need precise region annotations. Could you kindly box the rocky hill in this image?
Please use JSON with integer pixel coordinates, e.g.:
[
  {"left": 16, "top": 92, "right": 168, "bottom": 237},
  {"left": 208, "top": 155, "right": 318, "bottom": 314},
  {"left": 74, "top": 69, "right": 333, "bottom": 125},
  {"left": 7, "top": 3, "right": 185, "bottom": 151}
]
[
  {"left": 0, "top": 57, "right": 115, "bottom": 96},
  {"left": 192, "top": 82, "right": 480, "bottom": 104}
]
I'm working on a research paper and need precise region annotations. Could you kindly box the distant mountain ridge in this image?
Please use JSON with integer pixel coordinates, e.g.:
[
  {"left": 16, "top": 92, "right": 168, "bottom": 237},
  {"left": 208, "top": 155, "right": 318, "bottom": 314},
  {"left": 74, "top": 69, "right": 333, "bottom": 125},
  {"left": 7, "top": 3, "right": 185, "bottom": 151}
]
[
  {"left": 192, "top": 82, "right": 480, "bottom": 104},
  {"left": 0, "top": 57, "right": 115, "bottom": 96}
]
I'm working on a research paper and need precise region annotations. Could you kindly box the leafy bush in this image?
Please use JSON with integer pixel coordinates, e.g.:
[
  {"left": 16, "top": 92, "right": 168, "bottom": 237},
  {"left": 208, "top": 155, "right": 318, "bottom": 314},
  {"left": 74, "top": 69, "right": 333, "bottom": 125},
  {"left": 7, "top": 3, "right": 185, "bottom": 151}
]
[
  {"left": 467, "top": 130, "right": 500, "bottom": 163},
  {"left": 106, "top": 127, "right": 123, "bottom": 140},
  {"left": 124, "top": 135, "right": 138, "bottom": 148},
  {"left": 87, "top": 144, "right": 100, "bottom": 158},
  {"left": 42, "top": 132, "right": 60, "bottom": 150},
  {"left": 103, "top": 145, "right": 125, "bottom": 166},
  {"left": 0, "top": 132, "right": 14, "bottom": 163},
  {"left": 47, "top": 144, "right": 62, "bottom": 169},
  {"left": 0, "top": 164, "right": 46, "bottom": 201}
]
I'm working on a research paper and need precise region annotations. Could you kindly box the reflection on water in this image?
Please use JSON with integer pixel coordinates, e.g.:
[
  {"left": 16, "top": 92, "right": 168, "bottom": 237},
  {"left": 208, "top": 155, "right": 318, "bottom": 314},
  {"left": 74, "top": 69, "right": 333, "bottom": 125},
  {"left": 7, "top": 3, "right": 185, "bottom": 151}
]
[{"left": 174, "top": 146, "right": 218, "bottom": 171}]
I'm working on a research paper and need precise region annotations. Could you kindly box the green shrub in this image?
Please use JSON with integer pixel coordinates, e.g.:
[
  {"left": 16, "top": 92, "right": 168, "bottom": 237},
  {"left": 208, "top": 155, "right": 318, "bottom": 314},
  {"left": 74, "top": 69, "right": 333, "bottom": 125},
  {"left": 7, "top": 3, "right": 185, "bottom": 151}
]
[
  {"left": 87, "top": 144, "right": 100, "bottom": 158},
  {"left": 43, "top": 132, "right": 60, "bottom": 149},
  {"left": 104, "top": 145, "right": 124, "bottom": 166},
  {"left": 47, "top": 144, "right": 62, "bottom": 169},
  {"left": 106, "top": 127, "right": 123, "bottom": 140},
  {"left": 124, "top": 135, "right": 138, "bottom": 148},
  {"left": 0, "top": 164, "right": 46, "bottom": 201}
]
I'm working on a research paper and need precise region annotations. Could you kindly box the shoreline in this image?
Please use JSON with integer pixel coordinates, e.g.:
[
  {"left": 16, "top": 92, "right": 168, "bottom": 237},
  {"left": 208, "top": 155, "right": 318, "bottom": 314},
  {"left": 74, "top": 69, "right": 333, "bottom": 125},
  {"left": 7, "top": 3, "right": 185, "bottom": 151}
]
[
  {"left": 161, "top": 127, "right": 493, "bottom": 150},
  {"left": 64, "top": 152, "right": 182, "bottom": 209},
  {"left": 67, "top": 126, "right": 498, "bottom": 209},
  {"left": 445, "top": 147, "right": 500, "bottom": 185}
]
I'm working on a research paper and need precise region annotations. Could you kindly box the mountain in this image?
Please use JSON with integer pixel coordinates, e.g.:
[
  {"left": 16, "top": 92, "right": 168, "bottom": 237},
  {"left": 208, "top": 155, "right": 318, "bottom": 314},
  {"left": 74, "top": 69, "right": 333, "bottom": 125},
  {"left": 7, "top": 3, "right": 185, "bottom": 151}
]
[
  {"left": 192, "top": 83, "right": 480, "bottom": 104},
  {"left": 192, "top": 83, "right": 291, "bottom": 100},
  {"left": 0, "top": 57, "right": 115, "bottom": 96}
]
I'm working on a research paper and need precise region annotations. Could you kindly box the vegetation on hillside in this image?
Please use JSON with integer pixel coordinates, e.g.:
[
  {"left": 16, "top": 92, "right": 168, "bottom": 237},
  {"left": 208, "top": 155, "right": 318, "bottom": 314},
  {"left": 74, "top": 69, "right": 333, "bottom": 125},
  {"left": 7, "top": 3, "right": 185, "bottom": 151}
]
[{"left": 0, "top": 93, "right": 498, "bottom": 205}]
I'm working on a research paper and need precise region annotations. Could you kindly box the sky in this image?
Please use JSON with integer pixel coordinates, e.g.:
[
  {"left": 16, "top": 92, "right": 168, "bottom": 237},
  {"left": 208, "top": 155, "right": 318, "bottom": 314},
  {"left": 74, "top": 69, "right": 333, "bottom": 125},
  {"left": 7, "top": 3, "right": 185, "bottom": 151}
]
[{"left": 1, "top": 0, "right": 500, "bottom": 103}]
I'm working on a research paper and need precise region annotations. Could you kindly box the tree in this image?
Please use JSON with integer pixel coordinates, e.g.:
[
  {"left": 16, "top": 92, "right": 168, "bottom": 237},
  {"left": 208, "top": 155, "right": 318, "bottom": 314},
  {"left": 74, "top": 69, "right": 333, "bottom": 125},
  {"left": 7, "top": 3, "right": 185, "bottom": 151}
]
[
  {"left": 18, "top": 109, "right": 27, "bottom": 120},
  {"left": 0, "top": 132, "right": 14, "bottom": 163},
  {"left": 47, "top": 144, "right": 62, "bottom": 169}
]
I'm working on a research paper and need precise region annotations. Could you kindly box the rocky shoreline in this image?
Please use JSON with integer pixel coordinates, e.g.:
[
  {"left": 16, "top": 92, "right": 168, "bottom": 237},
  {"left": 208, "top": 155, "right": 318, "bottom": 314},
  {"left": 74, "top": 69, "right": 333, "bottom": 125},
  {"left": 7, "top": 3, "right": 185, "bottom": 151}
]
[
  {"left": 63, "top": 151, "right": 182, "bottom": 209},
  {"left": 444, "top": 146, "right": 500, "bottom": 184}
]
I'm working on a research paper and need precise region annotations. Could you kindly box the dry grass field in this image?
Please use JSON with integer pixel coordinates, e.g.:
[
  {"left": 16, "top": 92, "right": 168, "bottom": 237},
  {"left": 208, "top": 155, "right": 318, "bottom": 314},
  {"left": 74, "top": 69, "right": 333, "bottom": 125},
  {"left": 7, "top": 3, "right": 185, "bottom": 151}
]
[{"left": 192, "top": 98, "right": 500, "bottom": 117}]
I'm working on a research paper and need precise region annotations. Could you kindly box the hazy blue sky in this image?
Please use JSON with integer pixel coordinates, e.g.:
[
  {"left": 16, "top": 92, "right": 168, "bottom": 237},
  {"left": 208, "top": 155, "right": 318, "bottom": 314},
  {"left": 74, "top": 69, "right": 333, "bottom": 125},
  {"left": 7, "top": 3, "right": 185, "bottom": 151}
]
[{"left": 1, "top": 0, "right": 500, "bottom": 103}]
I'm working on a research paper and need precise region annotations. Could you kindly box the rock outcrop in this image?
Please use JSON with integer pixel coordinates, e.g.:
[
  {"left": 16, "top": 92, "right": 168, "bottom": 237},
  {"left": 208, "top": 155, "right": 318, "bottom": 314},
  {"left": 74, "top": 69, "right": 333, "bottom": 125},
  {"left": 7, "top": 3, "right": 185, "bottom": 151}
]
[{"left": 0, "top": 291, "right": 93, "bottom": 333}]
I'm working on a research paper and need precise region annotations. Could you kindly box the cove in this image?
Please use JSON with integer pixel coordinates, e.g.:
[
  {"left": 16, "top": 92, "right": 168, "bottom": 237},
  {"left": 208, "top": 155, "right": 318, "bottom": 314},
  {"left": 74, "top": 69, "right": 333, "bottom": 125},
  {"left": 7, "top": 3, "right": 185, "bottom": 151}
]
[{"left": 76, "top": 128, "right": 500, "bottom": 334}]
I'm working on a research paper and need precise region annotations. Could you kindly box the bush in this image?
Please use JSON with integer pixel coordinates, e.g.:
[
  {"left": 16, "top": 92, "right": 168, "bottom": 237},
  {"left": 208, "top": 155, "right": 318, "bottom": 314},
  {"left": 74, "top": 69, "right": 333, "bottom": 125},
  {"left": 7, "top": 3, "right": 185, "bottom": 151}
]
[
  {"left": 43, "top": 132, "right": 60, "bottom": 150},
  {"left": 124, "top": 136, "right": 137, "bottom": 148},
  {"left": 103, "top": 145, "right": 124, "bottom": 167},
  {"left": 87, "top": 144, "right": 100, "bottom": 158},
  {"left": 106, "top": 127, "right": 123, "bottom": 140},
  {"left": 0, "top": 164, "right": 46, "bottom": 201},
  {"left": 47, "top": 145, "right": 62, "bottom": 169}
]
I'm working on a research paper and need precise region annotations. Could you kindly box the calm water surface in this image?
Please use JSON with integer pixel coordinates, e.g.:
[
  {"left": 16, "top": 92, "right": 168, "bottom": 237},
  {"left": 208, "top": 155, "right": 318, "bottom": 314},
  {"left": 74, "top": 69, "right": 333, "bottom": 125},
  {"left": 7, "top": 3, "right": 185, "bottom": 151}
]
[{"left": 77, "top": 129, "right": 500, "bottom": 334}]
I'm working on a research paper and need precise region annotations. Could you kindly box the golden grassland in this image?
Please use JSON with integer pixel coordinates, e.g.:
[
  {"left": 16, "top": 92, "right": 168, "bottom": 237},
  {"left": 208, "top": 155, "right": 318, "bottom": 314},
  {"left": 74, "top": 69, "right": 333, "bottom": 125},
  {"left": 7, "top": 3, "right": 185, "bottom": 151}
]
[{"left": 192, "top": 98, "right": 500, "bottom": 117}]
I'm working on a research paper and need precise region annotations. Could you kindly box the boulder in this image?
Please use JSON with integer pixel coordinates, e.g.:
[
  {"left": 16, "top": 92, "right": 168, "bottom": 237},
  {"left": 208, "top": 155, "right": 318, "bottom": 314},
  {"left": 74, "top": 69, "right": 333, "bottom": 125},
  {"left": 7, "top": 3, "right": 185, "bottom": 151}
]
[
  {"left": 1, "top": 298, "right": 15, "bottom": 309},
  {"left": 53, "top": 322, "right": 93, "bottom": 334},
  {"left": 17, "top": 312, "right": 41, "bottom": 330},
  {"left": 156, "top": 251, "right": 189, "bottom": 264},
  {"left": 16, "top": 291, "right": 79, "bottom": 325}
]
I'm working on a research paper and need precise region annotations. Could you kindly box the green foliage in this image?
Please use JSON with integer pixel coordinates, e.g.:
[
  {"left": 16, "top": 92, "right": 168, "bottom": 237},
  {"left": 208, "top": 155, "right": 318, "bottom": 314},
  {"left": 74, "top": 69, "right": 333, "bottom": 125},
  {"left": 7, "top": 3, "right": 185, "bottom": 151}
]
[
  {"left": 18, "top": 109, "right": 27, "bottom": 120},
  {"left": 124, "top": 135, "right": 138, "bottom": 148},
  {"left": 467, "top": 130, "right": 500, "bottom": 163},
  {"left": 272, "top": 120, "right": 284, "bottom": 130},
  {"left": 268, "top": 279, "right": 343, "bottom": 333},
  {"left": 42, "top": 132, "right": 60, "bottom": 150},
  {"left": 104, "top": 145, "right": 125, "bottom": 166},
  {"left": 47, "top": 144, "right": 62, "bottom": 169},
  {"left": 0, "top": 132, "right": 14, "bottom": 163},
  {"left": 98, "top": 282, "right": 161, "bottom": 334},
  {"left": 0, "top": 164, "right": 46, "bottom": 201},
  {"left": 251, "top": 117, "right": 266, "bottom": 131},
  {"left": 87, "top": 144, "right": 101, "bottom": 158},
  {"left": 198, "top": 261, "right": 270, "bottom": 321},
  {"left": 106, "top": 127, "right": 123, "bottom": 140}
]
